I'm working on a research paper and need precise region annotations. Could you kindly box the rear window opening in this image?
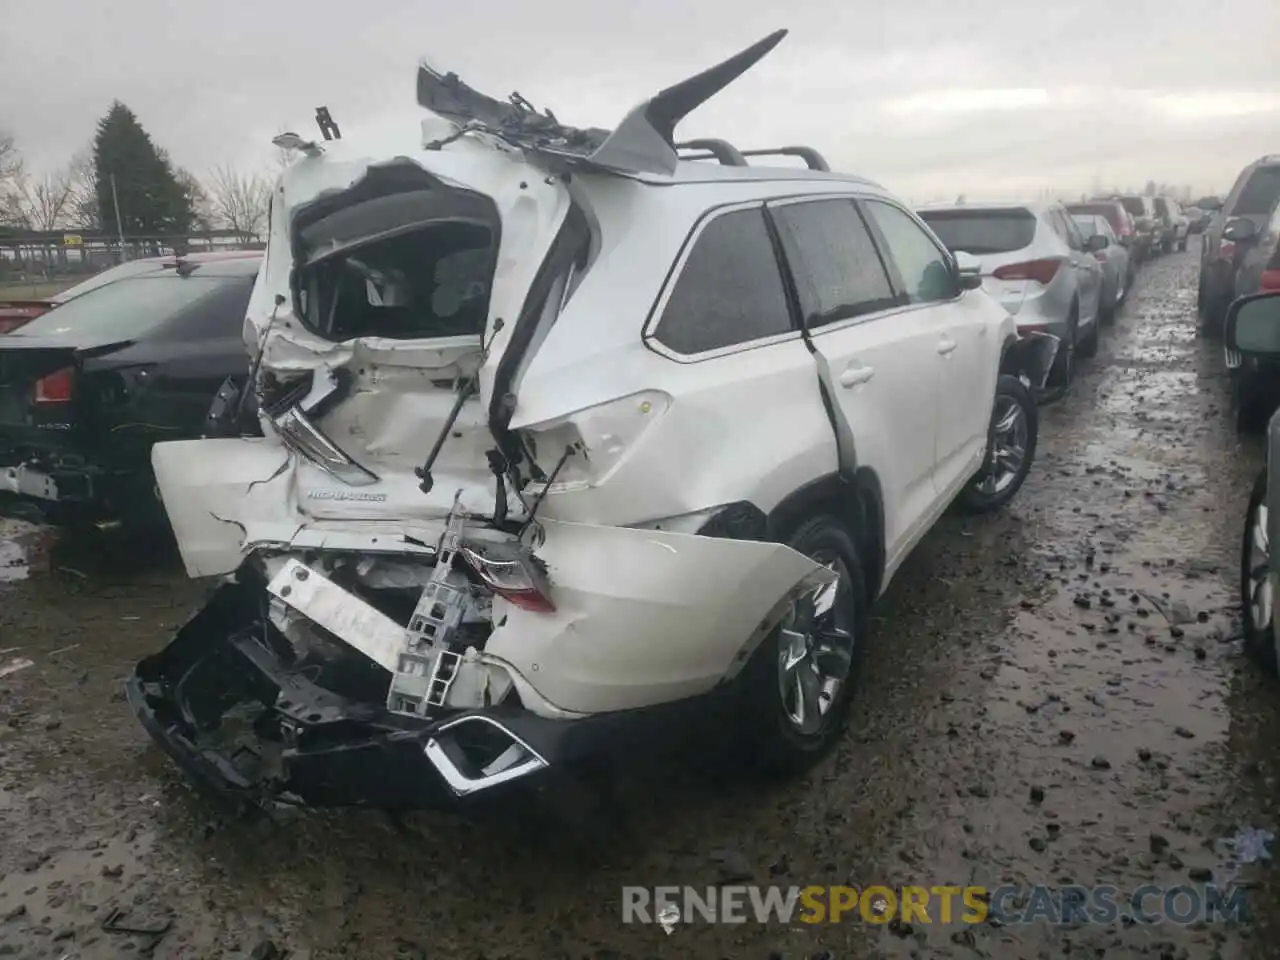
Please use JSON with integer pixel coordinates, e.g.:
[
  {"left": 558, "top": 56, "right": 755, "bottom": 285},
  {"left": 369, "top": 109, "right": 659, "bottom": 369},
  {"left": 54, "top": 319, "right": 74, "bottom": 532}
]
[
  {"left": 291, "top": 163, "right": 501, "bottom": 342},
  {"left": 917, "top": 208, "right": 1036, "bottom": 255}
]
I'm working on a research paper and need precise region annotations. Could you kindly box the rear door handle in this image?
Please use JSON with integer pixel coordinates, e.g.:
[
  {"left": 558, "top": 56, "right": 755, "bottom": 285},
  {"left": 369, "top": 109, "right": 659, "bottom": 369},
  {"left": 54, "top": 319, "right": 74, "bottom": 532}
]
[
  {"left": 839, "top": 364, "right": 875, "bottom": 388},
  {"left": 937, "top": 337, "right": 957, "bottom": 355}
]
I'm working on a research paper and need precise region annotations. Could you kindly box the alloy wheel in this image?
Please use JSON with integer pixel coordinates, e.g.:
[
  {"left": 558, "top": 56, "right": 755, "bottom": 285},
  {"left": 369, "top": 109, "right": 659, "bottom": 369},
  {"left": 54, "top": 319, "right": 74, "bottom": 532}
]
[
  {"left": 975, "top": 395, "right": 1029, "bottom": 496},
  {"left": 1248, "top": 501, "right": 1273, "bottom": 638},
  {"left": 777, "top": 556, "right": 855, "bottom": 736}
]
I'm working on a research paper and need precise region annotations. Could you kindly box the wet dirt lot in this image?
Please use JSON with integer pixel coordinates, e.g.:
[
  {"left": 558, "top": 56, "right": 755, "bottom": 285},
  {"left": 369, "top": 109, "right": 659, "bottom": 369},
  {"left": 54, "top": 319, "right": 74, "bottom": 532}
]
[{"left": 3, "top": 243, "right": 1280, "bottom": 959}]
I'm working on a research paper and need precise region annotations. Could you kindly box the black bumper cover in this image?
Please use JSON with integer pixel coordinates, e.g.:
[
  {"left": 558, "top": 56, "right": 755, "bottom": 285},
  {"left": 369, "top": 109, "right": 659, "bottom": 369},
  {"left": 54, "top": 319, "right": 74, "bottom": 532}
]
[{"left": 127, "top": 578, "right": 711, "bottom": 811}]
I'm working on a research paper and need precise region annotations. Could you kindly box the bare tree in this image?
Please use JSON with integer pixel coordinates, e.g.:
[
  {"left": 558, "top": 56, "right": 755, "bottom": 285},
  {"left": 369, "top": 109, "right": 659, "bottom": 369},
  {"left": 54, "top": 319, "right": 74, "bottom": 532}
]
[
  {"left": 1, "top": 162, "right": 74, "bottom": 230},
  {"left": 206, "top": 164, "right": 270, "bottom": 241},
  {"left": 0, "top": 130, "right": 19, "bottom": 183},
  {"left": 64, "top": 149, "right": 100, "bottom": 230},
  {"left": 175, "top": 168, "right": 215, "bottom": 233}
]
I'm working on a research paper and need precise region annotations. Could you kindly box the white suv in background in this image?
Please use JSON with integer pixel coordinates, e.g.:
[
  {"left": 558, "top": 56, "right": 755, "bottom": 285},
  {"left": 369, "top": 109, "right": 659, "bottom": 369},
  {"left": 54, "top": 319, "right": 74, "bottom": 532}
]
[
  {"left": 918, "top": 200, "right": 1106, "bottom": 391},
  {"left": 128, "top": 30, "right": 1057, "bottom": 813}
]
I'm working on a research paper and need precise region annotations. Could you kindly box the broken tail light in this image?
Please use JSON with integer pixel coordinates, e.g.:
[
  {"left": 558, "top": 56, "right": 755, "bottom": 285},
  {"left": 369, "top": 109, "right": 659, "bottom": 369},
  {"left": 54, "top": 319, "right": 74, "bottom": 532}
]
[
  {"left": 992, "top": 259, "right": 1063, "bottom": 285},
  {"left": 459, "top": 545, "right": 555, "bottom": 613},
  {"left": 1220, "top": 241, "right": 1237, "bottom": 262},
  {"left": 34, "top": 367, "right": 74, "bottom": 403}
]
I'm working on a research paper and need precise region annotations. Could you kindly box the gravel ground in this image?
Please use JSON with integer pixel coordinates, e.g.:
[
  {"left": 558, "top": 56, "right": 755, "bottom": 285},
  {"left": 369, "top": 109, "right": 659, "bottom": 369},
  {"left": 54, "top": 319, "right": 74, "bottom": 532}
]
[{"left": 2, "top": 242, "right": 1279, "bottom": 960}]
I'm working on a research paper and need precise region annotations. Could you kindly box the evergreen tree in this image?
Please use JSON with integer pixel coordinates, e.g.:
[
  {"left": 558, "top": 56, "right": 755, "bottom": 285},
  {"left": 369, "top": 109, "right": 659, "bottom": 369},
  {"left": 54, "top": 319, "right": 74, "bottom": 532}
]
[{"left": 92, "top": 102, "right": 193, "bottom": 236}]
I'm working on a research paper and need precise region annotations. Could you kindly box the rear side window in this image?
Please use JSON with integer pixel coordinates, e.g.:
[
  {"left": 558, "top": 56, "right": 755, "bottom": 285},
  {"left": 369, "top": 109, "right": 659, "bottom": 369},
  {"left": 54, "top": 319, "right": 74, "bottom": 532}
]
[
  {"left": 11, "top": 275, "right": 251, "bottom": 342},
  {"left": 861, "top": 200, "right": 959, "bottom": 304},
  {"left": 1072, "top": 215, "right": 1098, "bottom": 237},
  {"left": 652, "top": 207, "right": 792, "bottom": 355},
  {"left": 771, "top": 198, "right": 896, "bottom": 327},
  {"left": 917, "top": 208, "right": 1036, "bottom": 255},
  {"left": 1117, "top": 197, "right": 1145, "bottom": 218},
  {"left": 1059, "top": 210, "right": 1085, "bottom": 250},
  {"left": 1066, "top": 204, "right": 1122, "bottom": 233},
  {"left": 1234, "top": 167, "right": 1280, "bottom": 216}
]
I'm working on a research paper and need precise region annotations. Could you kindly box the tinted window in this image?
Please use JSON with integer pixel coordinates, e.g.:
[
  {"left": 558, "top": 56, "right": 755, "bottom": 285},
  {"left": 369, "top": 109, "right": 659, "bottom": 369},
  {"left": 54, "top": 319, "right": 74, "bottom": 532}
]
[
  {"left": 771, "top": 199, "right": 896, "bottom": 326},
  {"left": 1066, "top": 204, "right": 1124, "bottom": 233},
  {"left": 1235, "top": 167, "right": 1280, "bottom": 216},
  {"left": 1117, "top": 197, "right": 1145, "bottom": 218},
  {"left": 12, "top": 275, "right": 252, "bottom": 342},
  {"left": 1058, "top": 211, "right": 1085, "bottom": 250},
  {"left": 1153, "top": 198, "right": 1169, "bottom": 216},
  {"left": 917, "top": 208, "right": 1036, "bottom": 254},
  {"left": 863, "top": 200, "right": 959, "bottom": 304},
  {"left": 652, "top": 207, "right": 792, "bottom": 354},
  {"left": 1072, "top": 215, "right": 1099, "bottom": 237}
]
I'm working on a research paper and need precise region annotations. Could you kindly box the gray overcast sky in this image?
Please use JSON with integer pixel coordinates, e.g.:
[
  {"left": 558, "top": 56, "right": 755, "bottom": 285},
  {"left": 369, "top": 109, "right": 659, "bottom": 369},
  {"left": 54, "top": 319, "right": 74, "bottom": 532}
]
[{"left": 1, "top": 0, "right": 1277, "bottom": 200}]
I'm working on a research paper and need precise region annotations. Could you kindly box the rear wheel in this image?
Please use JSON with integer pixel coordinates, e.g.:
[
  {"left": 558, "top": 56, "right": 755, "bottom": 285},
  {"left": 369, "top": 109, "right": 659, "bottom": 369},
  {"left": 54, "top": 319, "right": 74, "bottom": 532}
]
[
  {"left": 1234, "top": 372, "right": 1273, "bottom": 434},
  {"left": 1078, "top": 315, "right": 1099, "bottom": 358},
  {"left": 960, "top": 374, "right": 1038, "bottom": 514},
  {"left": 1243, "top": 471, "right": 1278, "bottom": 676},
  {"left": 742, "top": 515, "right": 867, "bottom": 778},
  {"left": 1178, "top": 237, "right": 1188, "bottom": 252}
]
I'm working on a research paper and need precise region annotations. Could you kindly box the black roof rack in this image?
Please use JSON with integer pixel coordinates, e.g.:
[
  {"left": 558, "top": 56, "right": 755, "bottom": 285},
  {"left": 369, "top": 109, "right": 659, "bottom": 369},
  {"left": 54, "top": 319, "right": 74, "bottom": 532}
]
[{"left": 675, "top": 139, "right": 830, "bottom": 172}]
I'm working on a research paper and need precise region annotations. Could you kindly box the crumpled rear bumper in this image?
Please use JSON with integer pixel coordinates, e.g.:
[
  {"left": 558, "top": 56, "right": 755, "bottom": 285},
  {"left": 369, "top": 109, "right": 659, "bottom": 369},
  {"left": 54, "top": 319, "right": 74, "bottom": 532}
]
[{"left": 126, "top": 577, "right": 711, "bottom": 811}]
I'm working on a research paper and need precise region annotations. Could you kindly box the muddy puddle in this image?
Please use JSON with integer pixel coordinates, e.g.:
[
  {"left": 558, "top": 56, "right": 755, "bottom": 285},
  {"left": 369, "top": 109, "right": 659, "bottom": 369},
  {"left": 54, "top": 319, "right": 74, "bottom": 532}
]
[{"left": 1, "top": 245, "right": 1279, "bottom": 959}]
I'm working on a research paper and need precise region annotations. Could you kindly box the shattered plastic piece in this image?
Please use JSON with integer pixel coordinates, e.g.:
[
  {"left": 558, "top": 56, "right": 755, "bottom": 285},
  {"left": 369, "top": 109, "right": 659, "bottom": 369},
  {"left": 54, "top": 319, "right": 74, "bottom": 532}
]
[{"left": 0, "top": 657, "right": 34, "bottom": 679}]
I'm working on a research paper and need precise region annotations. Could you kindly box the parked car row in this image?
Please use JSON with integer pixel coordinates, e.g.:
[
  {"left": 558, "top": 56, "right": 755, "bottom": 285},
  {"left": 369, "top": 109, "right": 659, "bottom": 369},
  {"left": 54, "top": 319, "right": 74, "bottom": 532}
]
[
  {"left": 911, "top": 194, "right": 1166, "bottom": 394},
  {"left": 1202, "top": 155, "right": 1280, "bottom": 430}
]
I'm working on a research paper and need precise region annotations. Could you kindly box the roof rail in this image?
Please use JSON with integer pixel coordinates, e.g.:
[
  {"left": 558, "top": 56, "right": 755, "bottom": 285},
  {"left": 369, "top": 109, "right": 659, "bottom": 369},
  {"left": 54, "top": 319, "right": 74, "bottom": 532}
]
[
  {"left": 739, "top": 147, "right": 830, "bottom": 171},
  {"left": 676, "top": 139, "right": 746, "bottom": 166},
  {"left": 674, "top": 139, "right": 831, "bottom": 171}
]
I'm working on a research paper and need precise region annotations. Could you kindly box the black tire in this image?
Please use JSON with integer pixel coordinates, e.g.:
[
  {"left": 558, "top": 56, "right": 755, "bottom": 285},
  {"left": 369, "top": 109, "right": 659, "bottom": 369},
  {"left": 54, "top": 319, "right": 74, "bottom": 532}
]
[
  {"left": 959, "top": 374, "right": 1039, "bottom": 514},
  {"left": 1242, "top": 471, "right": 1277, "bottom": 677},
  {"left": 1178, "top": 238, "right": 1188, "bottom": 252},
  {"left": 1234, "top": 373, "right": 1273, "bottom": 434},
  {"left": 1099, "top": 280, "right": 1118, "bottom": 325},
  {"left": 1199, "top": 285, "right": 1229, "bottom": 340},
  {"left": 741, "top": 515, "right": 868, "bottom": 778},
  {"left": 1078, "top": 316, "right": 1099, "bottom": 358}
]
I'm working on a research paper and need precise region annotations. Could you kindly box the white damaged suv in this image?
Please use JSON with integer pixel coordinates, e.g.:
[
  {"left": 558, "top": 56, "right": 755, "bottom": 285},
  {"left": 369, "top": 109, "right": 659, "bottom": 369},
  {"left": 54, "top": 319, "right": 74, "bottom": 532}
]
[{"left": 127, "top": 30, "right": 1056, "bottom": 810}]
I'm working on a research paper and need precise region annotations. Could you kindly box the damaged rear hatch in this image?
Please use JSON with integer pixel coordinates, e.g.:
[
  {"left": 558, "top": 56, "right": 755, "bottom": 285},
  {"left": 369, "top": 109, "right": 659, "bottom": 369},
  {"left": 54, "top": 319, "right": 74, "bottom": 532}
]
[{"left": 241, "top": 138, "right": 575, "bottom": 523}]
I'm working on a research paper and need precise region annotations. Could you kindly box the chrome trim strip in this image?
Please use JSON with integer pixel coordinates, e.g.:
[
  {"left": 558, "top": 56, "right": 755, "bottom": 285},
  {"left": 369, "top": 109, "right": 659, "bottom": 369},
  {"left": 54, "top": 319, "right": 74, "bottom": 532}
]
[{"left": 423, "top": 714, "right": 550, "bottom": 796}]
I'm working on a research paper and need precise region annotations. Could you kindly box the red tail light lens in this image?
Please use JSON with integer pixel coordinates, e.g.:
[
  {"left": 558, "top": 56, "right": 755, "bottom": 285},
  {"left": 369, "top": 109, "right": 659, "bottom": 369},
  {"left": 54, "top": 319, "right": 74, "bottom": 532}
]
[
  {"left": 1220, "top": 241, "right": 1237, "bottom": 261},
  {"left": 992, "top": 259, "right": 1063, "bottom": 285},
  {"left": 1092, "top": 251, "right": 1107, "bottom": 263},
  {"left": 459, "top": 545, "right": 556, "bottom": 613},
  {"left": 33, "top": 367, "right": 74, "bottom": 403},
  {"left": 1261, "top": 269, "right": 1280, "bottom": 292}
]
